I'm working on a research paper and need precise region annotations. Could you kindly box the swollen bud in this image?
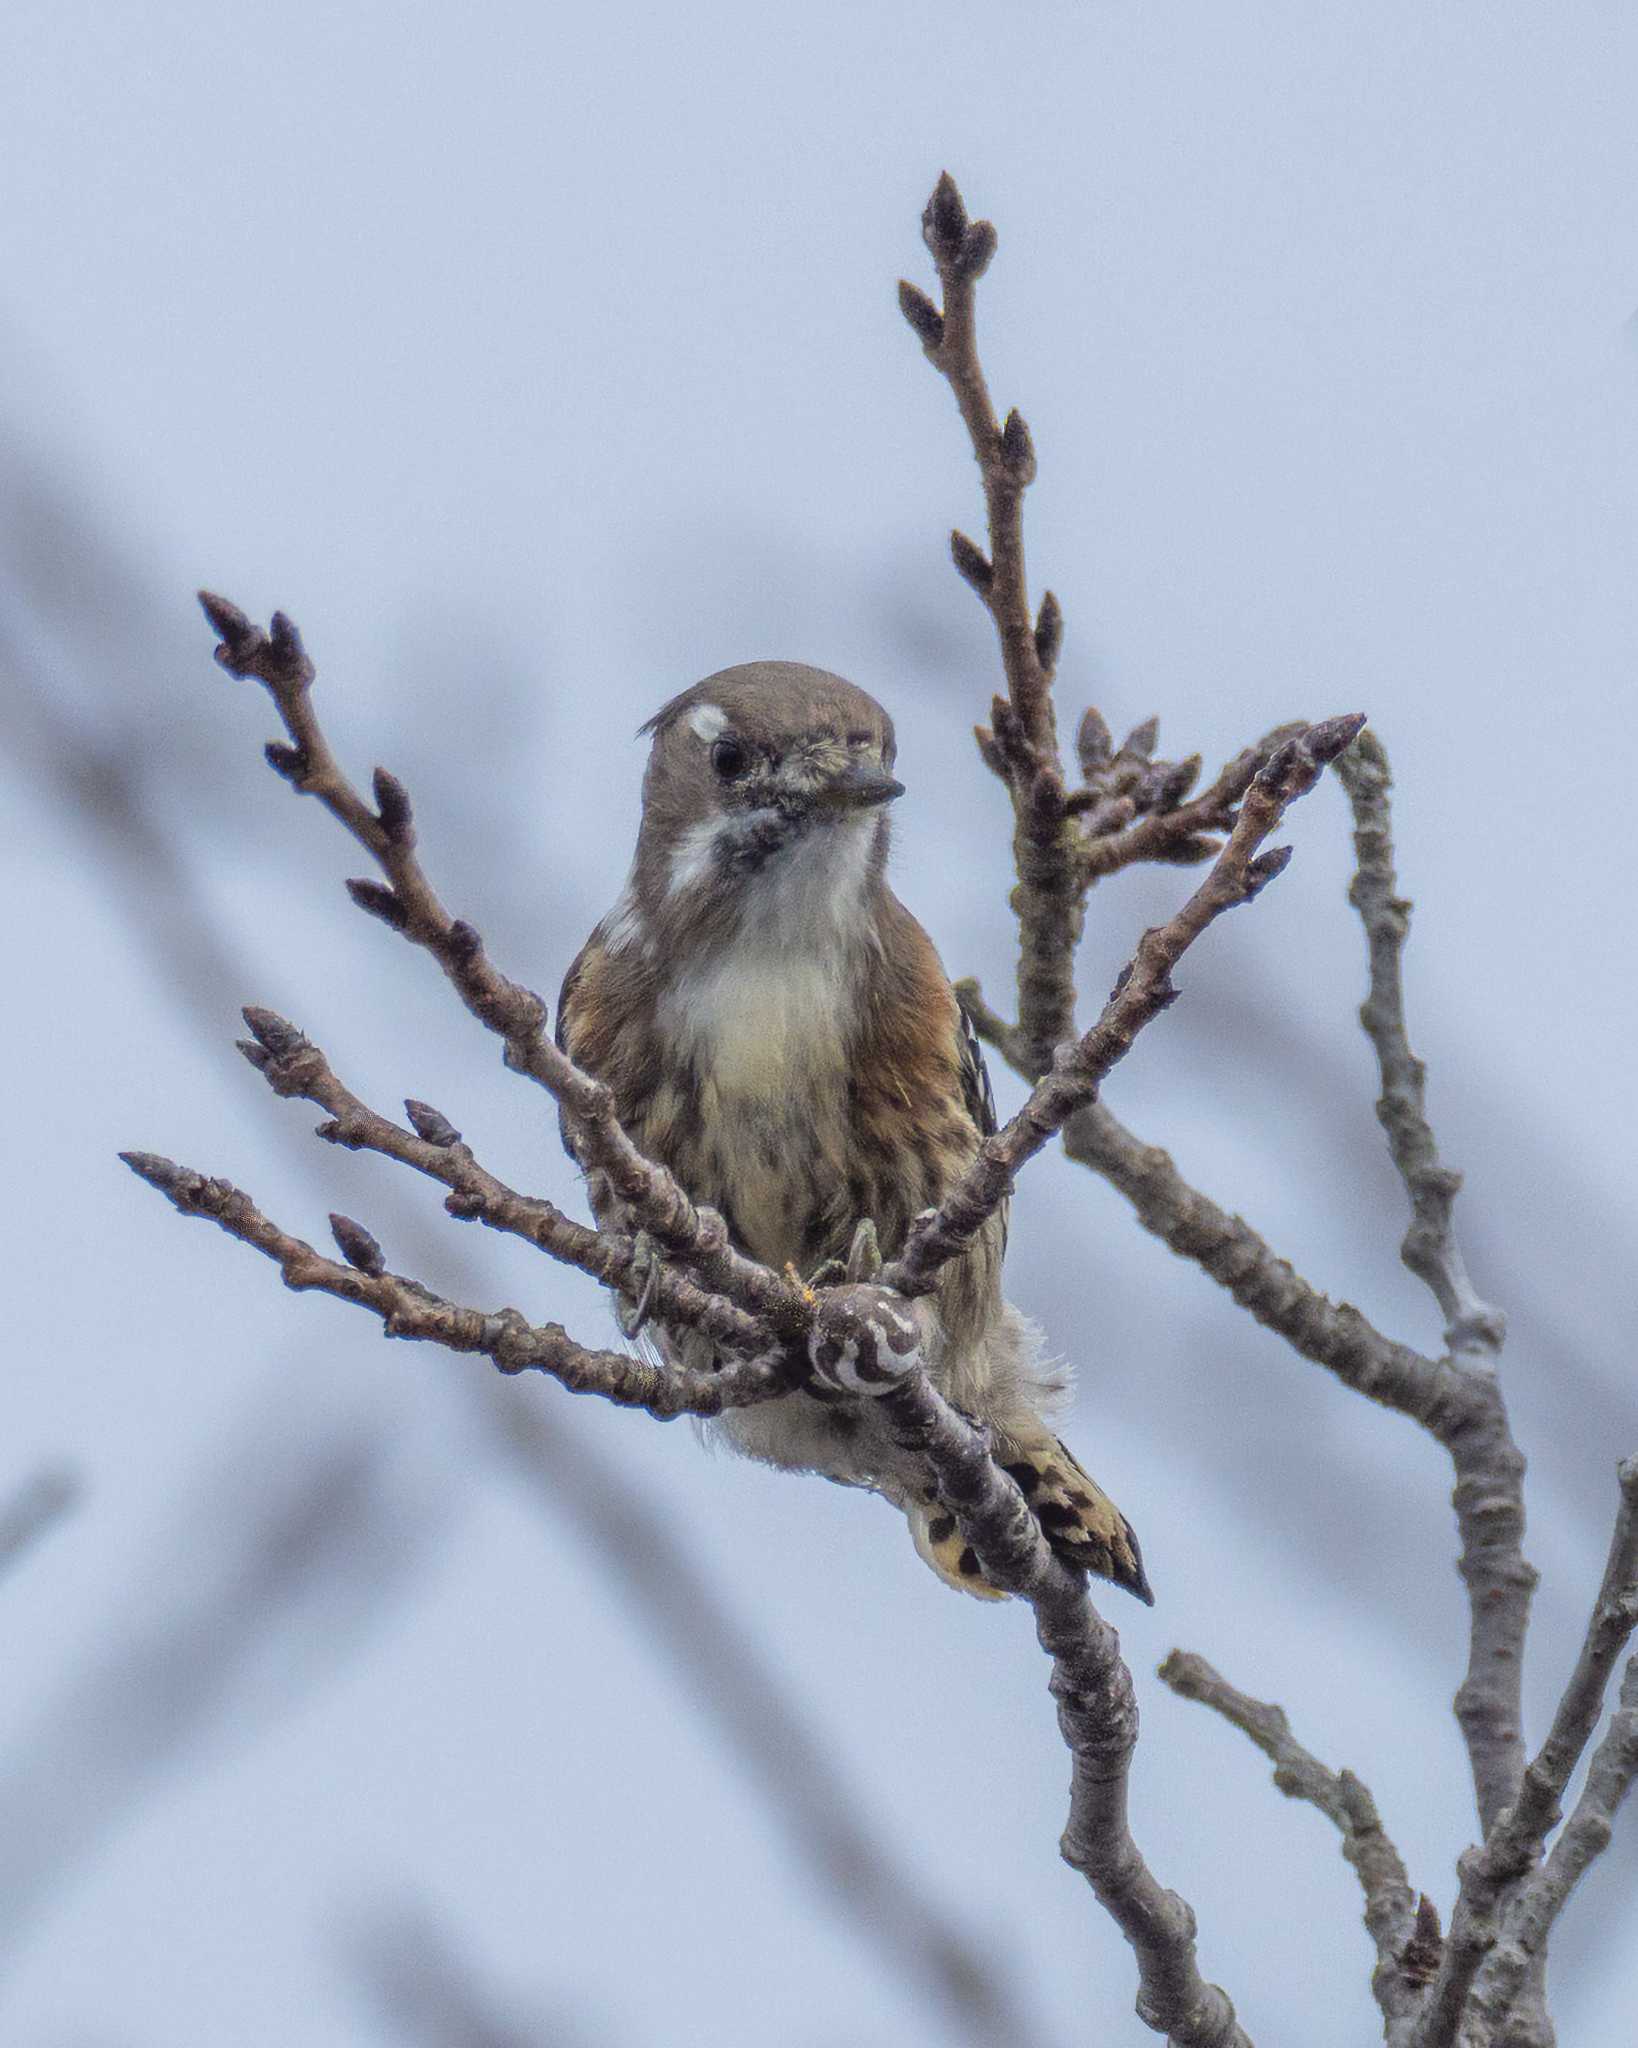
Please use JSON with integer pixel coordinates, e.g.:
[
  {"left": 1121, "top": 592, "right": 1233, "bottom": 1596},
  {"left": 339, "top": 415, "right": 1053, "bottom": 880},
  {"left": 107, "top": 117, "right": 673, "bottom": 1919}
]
[
  {"left": 1076, "top": 705, "right": 1113, "bottom": 777},
  {"left": 405, "top": 1099, "right": 462, "bottom": 1147},
  {"left": 241, "top": 1006, "right": 306, "bottom": 1058},
  {"left": 346, "top": 878, "right": 409, "bottom": 930},
  {"left": 897, "top": 280, "right": 944, "bottom": 349},
  {"left": 973, "top": 725, "right": 1007, "bottom": 780},
  {"left": 922, "top": 171, "right": 968, "bottom": 260},
  {"left": 372, "top": 766, "right": 414, "bottom": 842},
  {"left": 953, "top": 219, "right": 998, "bottom": 281},
  {"left": 329, "top": 1213, "right": 386, "bottom": 1276},
  {"left": 1034, "top": 591, "right": 1063, "bottom": 673},
  {"left": 949, "top": 529, "right": 994, "bottom": 595},
  {"left": 197, "top": 589, "right": 251, "bottom": 645},
  {"left": 1244, "top": 845, "right": 1294, "bottom": 898},
  {"left": 999, "top": 409, "right": 1036, "bottom": 483}
]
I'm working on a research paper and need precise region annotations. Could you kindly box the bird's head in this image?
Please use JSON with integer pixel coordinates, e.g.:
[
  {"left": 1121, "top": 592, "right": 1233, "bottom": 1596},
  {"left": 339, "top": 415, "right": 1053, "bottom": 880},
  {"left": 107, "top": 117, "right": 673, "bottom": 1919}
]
[{"left": 621, "top": 661, "right": 903, "bottom": 952}]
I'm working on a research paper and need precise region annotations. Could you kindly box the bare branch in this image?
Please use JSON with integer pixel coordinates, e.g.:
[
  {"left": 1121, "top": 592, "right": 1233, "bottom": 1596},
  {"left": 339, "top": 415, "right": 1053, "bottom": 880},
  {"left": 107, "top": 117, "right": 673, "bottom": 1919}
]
[
  {"left": 1409, "top": 1457, "right": 1638, "bottom": 2048},
  {"left": 235, "top": 1004, "right": 767, "bottom": 1358},
  {"left": 1158, "top": 1651, "right": 1422, "bottom": 2026},
  {"left": 1077, "top": 723, "right": 1310, "bottom": 892},
  {"left": 883, "top": 713, "right": 1365, "bottom": 1301},
  {"left": 902, "top": 174, "right": 1082, "bottom": 1071},
  {"left": 881, "top": 1377, "right": 1250, "bottom": 2047},
  {"left": 974, "top": 727, "right": 1536, "bottom": 1846},
  {"left": 119, "top": 1151, "right": 796, "bottom": 1420},
  {"left": 1336, "top": 729, "right": 1531, "bottom": 1838},
  {"left": 1335, "top": 731, "right": 1505, "bottom": 1359},
  {"left": 1062, "top": 1098, "right": 1454, "bottom": 1419}
]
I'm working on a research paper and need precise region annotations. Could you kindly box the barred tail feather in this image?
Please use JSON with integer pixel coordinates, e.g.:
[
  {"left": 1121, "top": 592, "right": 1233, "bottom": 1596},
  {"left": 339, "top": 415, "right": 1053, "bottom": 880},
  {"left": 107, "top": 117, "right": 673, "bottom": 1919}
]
[
  {"left": 1007, "top": 1435, "right": 1153, "bottom": 1606},
  {"left": 906, "top": 1434, "right": 1152, "bottom": 1606}
]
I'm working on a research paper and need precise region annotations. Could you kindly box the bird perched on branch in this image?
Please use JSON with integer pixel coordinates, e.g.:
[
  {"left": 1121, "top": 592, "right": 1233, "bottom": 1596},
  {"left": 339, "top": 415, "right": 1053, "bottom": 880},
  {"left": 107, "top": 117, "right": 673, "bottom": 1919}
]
[{"left": 557, "top": 662, "right": 1150, "bottom": 1604}]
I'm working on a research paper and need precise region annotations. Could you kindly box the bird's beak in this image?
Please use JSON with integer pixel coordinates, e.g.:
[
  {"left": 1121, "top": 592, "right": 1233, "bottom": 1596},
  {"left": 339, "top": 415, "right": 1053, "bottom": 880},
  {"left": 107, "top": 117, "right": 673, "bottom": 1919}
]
[{"left": 817, "top": 759, "right": 906, "bottom": 811}]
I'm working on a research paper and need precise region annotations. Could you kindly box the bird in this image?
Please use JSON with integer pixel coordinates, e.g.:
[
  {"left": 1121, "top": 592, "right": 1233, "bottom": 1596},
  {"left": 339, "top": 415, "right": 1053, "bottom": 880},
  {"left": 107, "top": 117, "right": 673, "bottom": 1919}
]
[{"left": 556, "top": 661, "right": 1151, "bottom": 1605}]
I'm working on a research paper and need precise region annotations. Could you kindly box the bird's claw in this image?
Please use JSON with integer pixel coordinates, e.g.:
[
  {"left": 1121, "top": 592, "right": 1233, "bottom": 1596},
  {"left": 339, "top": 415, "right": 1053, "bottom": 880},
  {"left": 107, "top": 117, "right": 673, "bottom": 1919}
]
[
  {"left": 844, "top": 1217, "right": 882, "bottom": 1282},
  {"left": 807, "top": 1218, "right": 884, "bottom": 1290},
  {"left": 616, "top": 1230, "right": 663, "bottom": 1339}
]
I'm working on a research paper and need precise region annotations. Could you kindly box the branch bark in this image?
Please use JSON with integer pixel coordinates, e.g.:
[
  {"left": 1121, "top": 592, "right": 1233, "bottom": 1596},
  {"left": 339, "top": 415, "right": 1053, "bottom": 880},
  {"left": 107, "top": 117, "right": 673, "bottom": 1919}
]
[
  {"left": 1336, "top": 731, "right": 1530, "bottom": 1840},
  {"left": 119, "top": 1149, "right": 798, "bottom": 1419},
  {"left": 881, "top": 1378, "right": 1250, "bottom": 2047},
  {"left": 1158, "top": 1651, "right": 1424, "bottom": 2027}
]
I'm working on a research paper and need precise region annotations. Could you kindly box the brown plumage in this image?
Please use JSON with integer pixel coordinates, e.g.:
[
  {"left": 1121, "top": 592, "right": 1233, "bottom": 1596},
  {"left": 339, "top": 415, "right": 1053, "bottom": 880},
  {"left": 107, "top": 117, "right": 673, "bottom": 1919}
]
[{"left": 557, "top": 661, "right": 1150, "bottom": 1604}]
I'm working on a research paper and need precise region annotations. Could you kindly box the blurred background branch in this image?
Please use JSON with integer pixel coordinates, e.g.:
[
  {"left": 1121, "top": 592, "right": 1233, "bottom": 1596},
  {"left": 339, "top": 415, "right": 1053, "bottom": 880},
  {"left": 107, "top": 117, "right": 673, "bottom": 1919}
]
[
  {"left": 0, "top": 1467, "right": 79, "bottom": 1586},
  {"left": 4, "top": 16, "right": 1638, "bottom": 2042}
]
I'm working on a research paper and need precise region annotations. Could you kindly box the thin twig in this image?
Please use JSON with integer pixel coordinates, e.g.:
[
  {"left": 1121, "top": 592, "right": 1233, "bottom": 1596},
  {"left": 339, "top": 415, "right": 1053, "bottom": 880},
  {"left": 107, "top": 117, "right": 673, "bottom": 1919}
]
[
  {"left": 957, "top": 985, "right": 1461, "bottom": 1432},
  {"left": 118, "top": 1151, "right": 797, "bottom": 1420},
  {"left": 1158, "top": 1650, "right": 1423, "bottom": 2026},
  {"left": 901, "top": 174, "right": 1082, "bottom": 1073},
  {"left": 1077, "top": 724, "right": 1310, "bottom": 892},
  {"left": 233, "top": 1003, "right": 767, "bottom": 1357},
  {"left": 1060, "top": 1099, "right": 1455, "bottom": 1423},
  {"left": 1336, "top": 731, "right": 1506, "bottom": 1357}
]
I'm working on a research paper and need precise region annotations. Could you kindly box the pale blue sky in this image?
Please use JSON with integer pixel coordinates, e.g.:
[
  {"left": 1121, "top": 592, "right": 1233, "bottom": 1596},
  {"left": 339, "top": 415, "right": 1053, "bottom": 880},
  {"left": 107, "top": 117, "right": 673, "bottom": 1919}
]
[{"left": 3, "top": 5, "right": 1636, "bottom": 2043}]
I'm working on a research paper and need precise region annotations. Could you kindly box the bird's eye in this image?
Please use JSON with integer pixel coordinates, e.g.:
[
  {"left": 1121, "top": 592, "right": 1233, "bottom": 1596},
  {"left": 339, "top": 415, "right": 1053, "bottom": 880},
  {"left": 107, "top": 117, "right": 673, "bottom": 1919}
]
[{"left": 710, "top": 736, "right": 750, "bottom": 780}]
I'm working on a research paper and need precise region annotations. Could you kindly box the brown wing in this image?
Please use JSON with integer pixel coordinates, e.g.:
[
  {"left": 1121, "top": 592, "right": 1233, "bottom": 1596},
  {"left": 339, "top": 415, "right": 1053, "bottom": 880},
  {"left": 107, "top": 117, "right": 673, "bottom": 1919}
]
[
  {"left": 956, "top": 997, "right": 997, "bottom": 1139},
  {"left": 954, "top": 992, "right": 1006, "bottom": 1258},
  {"left": 554, "top": 937, "right": 621, "bottom": 1229}
]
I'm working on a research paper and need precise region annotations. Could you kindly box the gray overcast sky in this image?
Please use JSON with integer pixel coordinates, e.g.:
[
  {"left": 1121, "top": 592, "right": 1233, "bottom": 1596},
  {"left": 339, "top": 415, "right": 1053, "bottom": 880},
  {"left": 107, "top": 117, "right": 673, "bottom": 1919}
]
[{"left": 2, "top": 4, "right": 1636, "bottom": 2044}]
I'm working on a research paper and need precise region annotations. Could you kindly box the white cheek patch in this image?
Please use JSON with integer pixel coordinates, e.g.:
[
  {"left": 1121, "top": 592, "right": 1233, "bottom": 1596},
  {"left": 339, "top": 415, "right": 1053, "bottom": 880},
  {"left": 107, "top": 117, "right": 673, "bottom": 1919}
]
[
  {"left": 688, "top": 704, "right": 728, "bottom": 743},
  {"left": 666, "top": 816, "right": 725, "bottom": 898}
]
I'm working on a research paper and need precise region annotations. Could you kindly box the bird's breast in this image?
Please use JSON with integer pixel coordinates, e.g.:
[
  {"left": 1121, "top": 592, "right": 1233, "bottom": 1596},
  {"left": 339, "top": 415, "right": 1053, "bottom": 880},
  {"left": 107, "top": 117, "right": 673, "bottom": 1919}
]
[
  {"left": 652, "top": 943, "right": 858, "bottom": 1271},
  {"left": 660, "top": 946, "right": 851, "bottom": 1098}
]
